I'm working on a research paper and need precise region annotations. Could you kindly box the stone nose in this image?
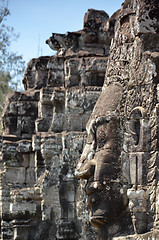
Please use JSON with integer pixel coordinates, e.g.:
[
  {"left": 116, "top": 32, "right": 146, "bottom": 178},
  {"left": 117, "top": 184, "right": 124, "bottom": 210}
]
[{"left": 75, "top": 159, "right": 95, "bottom": 180}]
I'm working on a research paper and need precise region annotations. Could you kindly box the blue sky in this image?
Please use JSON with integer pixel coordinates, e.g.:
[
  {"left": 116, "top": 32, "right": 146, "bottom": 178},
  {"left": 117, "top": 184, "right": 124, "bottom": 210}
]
[{"left": 7, "top": 0, "right": 124, "bottom": 65}]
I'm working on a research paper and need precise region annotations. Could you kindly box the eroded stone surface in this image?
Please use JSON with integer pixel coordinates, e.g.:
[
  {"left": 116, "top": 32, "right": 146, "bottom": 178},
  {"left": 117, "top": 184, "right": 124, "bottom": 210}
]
[
  {"left": 0, "top": 8, "right": 111, "bottom": 240},
  {"left": 1, "top": 1, "right": 159, "bottom": 239},
  {"left": 75, "top": 0, "right": 159, "bottom": 239}
]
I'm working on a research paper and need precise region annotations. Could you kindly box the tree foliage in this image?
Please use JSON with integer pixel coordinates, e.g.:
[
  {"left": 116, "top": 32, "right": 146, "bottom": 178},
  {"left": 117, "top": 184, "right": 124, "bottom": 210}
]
[
  {"left": 0, "top": 70, "right": 12, "bottom": 110},
  {"left": 0, "top": 0, "right": 25, "bottom": 129},
  {"left": 0, "top": 0, "right": 25, "bottom": 89}
]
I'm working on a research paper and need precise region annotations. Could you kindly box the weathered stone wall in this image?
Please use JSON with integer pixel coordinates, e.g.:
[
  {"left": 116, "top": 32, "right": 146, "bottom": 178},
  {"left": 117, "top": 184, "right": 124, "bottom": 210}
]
[
  {"left": 0, "top": 9, "right": 111, "bottom": 240},
  {"left": 105, "top": 1, "right": 159, "bottom": 237},
  {"left": 75, "top": 0, "right": 159, "bottom": 239},
  {"left": 2, "top": 0, "right": 159, "bottom": 239}
]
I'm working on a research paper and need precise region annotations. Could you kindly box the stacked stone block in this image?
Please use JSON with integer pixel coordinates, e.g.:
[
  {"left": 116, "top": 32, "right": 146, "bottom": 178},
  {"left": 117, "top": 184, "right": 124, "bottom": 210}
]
[{"left": 0, "top": 9, "right": 110, "bottom": 240}]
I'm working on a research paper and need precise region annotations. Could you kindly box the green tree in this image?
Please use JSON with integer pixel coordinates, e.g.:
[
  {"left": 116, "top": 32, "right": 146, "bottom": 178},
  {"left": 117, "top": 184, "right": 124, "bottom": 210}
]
[
  {"left": 0, "top": 0, "right": 25, "bottom": 89},
  {"left": 0, "top": 70, "right": 11, "bottom": 109},
  {"left": 0, "top": 0, "right": 25, "bottom": 129}
]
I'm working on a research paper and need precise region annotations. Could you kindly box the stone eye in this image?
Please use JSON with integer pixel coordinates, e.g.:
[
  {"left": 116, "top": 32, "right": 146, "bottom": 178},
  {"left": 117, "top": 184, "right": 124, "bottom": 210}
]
[{"left": 96, "top": 125, "right": 107, "bottom": 149}]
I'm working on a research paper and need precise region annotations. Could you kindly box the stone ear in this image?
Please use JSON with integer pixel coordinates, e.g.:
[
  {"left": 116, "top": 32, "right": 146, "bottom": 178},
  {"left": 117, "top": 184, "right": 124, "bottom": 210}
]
[{"left": 129, "top": 107, "right": 145, "bottom": 149}]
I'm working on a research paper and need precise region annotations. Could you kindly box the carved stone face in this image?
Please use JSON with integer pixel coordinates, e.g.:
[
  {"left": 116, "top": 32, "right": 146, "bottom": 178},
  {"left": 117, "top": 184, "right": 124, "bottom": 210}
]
[{"left": 75, "top": 83, "right": 128, "bottom": 228}]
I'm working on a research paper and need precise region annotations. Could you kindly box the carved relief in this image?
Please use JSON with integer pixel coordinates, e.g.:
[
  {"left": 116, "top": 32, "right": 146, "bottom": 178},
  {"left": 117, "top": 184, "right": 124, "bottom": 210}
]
[
  {"left": 75, "top": 83, "right": 130, "bottom": 238},
  {"left": 76, "top": 0, "right": 159, "bottom": 239},
  {"left": 1, "top": 0, "right": 159, "bottom": 239},
  {"left": 0, "top": 9, "right": 111, "bottom": 240}
]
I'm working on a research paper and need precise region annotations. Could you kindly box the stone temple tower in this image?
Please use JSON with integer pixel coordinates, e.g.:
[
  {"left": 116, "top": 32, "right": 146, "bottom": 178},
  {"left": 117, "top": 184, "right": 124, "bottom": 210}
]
[
  {"left": 0, "top": 8, "right": 112, "bottom": 240},
  {"left": 1, "top": 0, "right": 159, "bottom": 239},
  {"left": 76, "top": 0, "right": 159, "bottom": 239}
]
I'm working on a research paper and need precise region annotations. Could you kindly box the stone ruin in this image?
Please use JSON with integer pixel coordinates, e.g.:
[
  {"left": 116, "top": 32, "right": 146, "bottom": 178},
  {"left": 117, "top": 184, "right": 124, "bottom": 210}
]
[
  {"left": 0, "top": 8, "right": 110, "bottom": 240},
  {"left": 1, "top": 0, "right": 159, "bottom": 239},
  {"left": 76, "top": 0, "right": 159, "bottom": 239}
]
